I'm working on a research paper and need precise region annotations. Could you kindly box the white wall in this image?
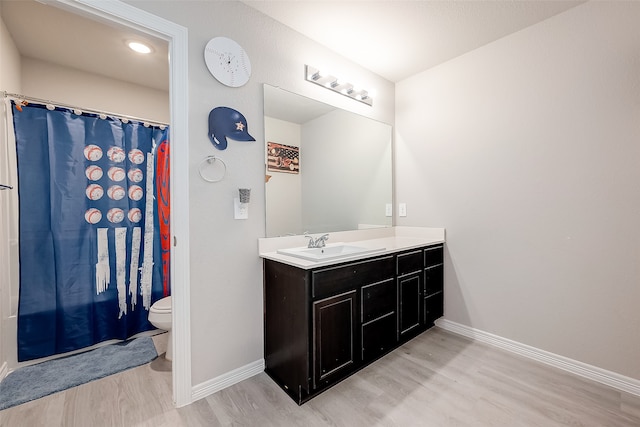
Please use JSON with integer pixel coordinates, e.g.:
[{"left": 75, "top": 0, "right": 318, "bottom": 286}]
[
  {"left": 264, "top": 116, "right": 302, "bottom": 237},
  {"left": 396, "top": 1, "right": 640, "bottom": 380},
  {"left": 0, "top": 13, "right": 20, "bottom": 92},
  {"left": 0, "top": 9, "right": 22, "bottom": 378},
  {"left": 21, "top": 58, "right": 169, "bottom": 123},
  {"left": 124, "top": 0, "right": 395, "bottom": 387}
]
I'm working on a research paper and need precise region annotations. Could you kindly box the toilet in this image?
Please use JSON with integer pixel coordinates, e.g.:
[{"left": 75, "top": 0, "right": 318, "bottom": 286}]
[{"left": 148, "top": 296, "right": 173, "bottom": 361}]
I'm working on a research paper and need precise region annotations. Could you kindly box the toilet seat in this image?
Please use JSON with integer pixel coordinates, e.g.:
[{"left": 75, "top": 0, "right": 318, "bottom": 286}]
[{"left": 150, "top": 296, "right": 171, "bottom": 313}]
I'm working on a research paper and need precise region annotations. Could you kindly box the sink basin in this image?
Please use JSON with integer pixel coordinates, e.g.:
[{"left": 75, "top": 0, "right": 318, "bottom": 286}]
[{"left": 277, "top": 244, "right": 385, "bottom": 262}]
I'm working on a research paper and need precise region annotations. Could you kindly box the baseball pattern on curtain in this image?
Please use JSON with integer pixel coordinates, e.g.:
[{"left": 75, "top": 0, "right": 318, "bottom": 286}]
[{"left": 12, "top": 102, "right": 170, "bottom": 361}]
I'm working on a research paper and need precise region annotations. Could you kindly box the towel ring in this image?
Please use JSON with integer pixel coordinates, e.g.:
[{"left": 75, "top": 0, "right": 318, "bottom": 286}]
[{"left": 198, "top": 156, "right": 227, "bottom": 183}]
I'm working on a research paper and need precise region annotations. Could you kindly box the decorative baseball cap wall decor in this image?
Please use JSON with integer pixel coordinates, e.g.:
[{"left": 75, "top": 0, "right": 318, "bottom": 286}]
[{"left": 208, "top": 107, "right": 255, "bottom": 150}]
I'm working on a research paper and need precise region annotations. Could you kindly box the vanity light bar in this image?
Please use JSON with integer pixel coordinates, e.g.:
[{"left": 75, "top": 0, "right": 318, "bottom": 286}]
[{"left": 304, "top": 65, "right": 373, "bottom": 106}]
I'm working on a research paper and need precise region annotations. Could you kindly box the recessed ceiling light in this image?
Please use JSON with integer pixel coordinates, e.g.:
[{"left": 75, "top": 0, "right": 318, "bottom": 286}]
[{"left": 128, "top": 41, "right": 152, "bottom": 54}]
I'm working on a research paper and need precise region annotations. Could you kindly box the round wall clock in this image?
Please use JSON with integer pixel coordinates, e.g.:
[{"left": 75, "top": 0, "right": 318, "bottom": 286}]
[{"left": 204, "top": 37, "right": 252, "bottom": 87}]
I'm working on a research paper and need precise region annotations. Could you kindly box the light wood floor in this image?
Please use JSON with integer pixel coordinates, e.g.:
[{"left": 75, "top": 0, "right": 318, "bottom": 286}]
[{"left": 1, "top": 328, "right": 639, "bottom": 426}]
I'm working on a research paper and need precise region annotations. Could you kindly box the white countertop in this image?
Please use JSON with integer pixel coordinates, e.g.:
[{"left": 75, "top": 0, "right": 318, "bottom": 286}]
[{"left": 258, "top": 226, "right": 445, "bottom": 269}]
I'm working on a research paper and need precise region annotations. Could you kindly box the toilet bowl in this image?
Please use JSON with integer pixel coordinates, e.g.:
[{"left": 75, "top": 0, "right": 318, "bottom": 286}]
[{"left": 149, "top": 296, "right": 172, "bottom": 361}]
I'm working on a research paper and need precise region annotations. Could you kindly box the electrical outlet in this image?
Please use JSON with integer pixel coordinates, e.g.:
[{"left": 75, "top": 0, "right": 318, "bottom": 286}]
[
  {"left": 234, "top": 198, "right": 249, "bottom": 219},
  {"left": 385, "top": 203, "right": 393, "bottom": 217},
  {"left": 399, "top": 203, "right": 407, "bottom": 217}
]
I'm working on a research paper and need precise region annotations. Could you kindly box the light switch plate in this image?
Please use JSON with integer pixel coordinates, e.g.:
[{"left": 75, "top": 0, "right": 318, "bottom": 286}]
[
  {"left": 385, "top": 203, "right": 393, "bottom": 217},
  {"left": 399, "top": 203, "right": 407, "bottom": 217}
]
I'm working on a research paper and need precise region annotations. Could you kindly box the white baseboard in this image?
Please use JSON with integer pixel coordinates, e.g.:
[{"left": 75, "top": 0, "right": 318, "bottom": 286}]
[
  {"left": 0, "top": 361, "right": 7, "bottom": 382},
  {"left": 191, "top": 359, "right": 265, "bottom": 402},
  {"left": 436, "top": 319, "right": 640, "bottom": 397}
]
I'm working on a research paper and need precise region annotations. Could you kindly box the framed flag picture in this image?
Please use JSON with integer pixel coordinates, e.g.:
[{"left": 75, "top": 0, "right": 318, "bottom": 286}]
[{"left": 267, "top": 142, "right": 299, "bottom": 174}]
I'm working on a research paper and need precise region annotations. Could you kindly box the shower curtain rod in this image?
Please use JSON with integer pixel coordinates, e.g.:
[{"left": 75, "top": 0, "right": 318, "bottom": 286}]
[{"left": 2, "top": 91, "right": 169, "bottom": 127}]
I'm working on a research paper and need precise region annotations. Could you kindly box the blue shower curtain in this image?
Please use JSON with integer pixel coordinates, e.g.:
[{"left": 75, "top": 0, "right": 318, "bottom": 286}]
[{"left": 12, "top": 102, "right": 170, "bottom": 361}]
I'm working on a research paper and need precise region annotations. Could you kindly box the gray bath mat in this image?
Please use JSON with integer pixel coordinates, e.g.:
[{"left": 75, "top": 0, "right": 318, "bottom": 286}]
[{"left": 0, "top": 336, "right": 157, "bottom": 411}]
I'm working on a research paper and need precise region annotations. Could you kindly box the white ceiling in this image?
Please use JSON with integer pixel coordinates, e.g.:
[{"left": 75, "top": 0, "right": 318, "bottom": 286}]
[
  {"left": 242, "top": 0, "right": 584, "bottom": 82},
  {"left": 2, "top": 0, "right": 584, "bottom": 93}
]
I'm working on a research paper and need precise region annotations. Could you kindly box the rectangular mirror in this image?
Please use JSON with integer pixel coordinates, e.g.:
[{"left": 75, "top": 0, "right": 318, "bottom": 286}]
[{"left": 264, "top": 84, "right": 392, "bottom": 237}]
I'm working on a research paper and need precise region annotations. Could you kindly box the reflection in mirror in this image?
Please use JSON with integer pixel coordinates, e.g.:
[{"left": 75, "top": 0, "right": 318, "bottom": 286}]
[{"left": 264, "top": 85, "right": 392, "bottom": 237}]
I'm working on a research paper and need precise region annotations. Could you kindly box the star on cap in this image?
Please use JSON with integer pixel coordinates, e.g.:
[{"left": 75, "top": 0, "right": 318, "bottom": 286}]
[{"left": 235, "top": 122, "right": 245, "bottom": 131}]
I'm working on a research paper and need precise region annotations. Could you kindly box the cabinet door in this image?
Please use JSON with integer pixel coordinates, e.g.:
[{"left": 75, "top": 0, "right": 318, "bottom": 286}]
[
  {"left": 398, "top": 274, "right": 421, "bottom": 338},
  {"left": 312, "top": 290, "right": 357, "bottom": 389}
]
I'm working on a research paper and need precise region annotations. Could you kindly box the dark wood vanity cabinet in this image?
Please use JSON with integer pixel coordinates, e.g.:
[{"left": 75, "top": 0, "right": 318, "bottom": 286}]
[{"left": 264, "top": 244, "right": 444, "bottom": 404}]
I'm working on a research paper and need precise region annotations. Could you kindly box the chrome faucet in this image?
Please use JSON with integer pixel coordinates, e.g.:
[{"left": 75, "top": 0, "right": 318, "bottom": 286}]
[{"left": 306, "top": 233, "right": 329, "bottom": 248}]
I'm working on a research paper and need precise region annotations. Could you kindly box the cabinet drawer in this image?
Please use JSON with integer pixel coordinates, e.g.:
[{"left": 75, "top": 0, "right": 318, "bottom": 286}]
[
  {"left": 312, "top": 256, "right": 394, "bottom": 300},
  {"left": 361, "top": 278, "right": 396, "bottom": 323},
  {"left": 423, "top": 291, "right": 443, "bottom": 326},
  {"left": 424, "top": 245, "right": 444, "bottom": 267},
  {"left": 362, "top": 312, "right": 396, "bottom": 362},
  {"left": 397, "top": 250, "right": 423, "bottom": 275},
  {"left": 424, "top": 264, "right": 443, "bottom": 296}
]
